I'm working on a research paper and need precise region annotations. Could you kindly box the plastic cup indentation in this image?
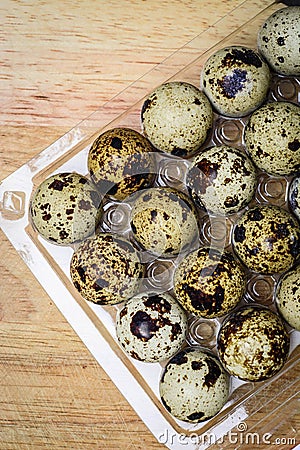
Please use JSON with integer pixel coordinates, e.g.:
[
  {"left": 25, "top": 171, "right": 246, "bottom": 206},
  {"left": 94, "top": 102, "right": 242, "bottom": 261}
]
[
  {"left": 151, "top": 264, "right": 169, "bottom": 284},
  {"left": 265, "top": 179, "right": 285, "bottom": 199},
  {"left": 187, "top": 317, "right": 219, "bottom": 348},
  {"left": 164, "top": 162, "right": 183, "bottom": 183},
  {"left": 158, "top": 158, "right": 189, "bottom": 188},
  {"left": 256, "top": 174, "right": 287, "bottom": 206},
  {"left": 220, "top": 120, "right": 241, "bottom": 143},
  {"left": 108, "top": 207, "right": 125, "bottom": 225},
  {"left": 253, "top": 278, "right": 271, "bottom": 298},
  {"left": 247, "top": 275, "right": 275, "bottom": 305},
  {"left": 195, "top": 321, "right": 215, "bottom": 340},
  {"left": 276, "top": 79, "right": 297, "bottom": 100},
  {"left": 145, "top": 260, "right": 175, "bottom": 291},
  {"left": 209, "top": 219, "right": 227, "bottom": 242},
  {"left": 201, "top": 215, "right": 232, "bottom": 248},
  {"left": 102, "top": 203, "right": 130, "bottom": 232}
]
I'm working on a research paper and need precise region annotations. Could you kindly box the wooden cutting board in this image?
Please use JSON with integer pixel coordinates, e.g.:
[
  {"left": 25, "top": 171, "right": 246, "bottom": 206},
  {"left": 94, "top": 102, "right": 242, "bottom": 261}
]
[{"left": 0, "top": 1, "right": 299, "bottom": 448}]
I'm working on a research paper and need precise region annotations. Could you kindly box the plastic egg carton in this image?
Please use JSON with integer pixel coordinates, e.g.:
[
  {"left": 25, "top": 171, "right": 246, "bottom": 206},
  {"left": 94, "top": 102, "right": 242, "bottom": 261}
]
[{"left": 0, "top": 2, "right": 299, "bottom": 449}]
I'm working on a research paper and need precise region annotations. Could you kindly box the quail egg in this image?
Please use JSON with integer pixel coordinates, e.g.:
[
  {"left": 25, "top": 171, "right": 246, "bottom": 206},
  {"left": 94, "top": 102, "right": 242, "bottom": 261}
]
[
  {"left": 232, "top": 204, "right": 300, "bottom": 274},
  {"left": 244, "top": 101, "right": 300, "bottom": 176},
  {"left": 186, "top": 145, "right": 257, "bottom": 215},
  {"left": 141, "top": 81, "right": 213, "bottom": 157},
  {"left": 217, "top": 305, "right": 290, "bottom": 381},
  {"left": 258, "top": 6, "right": 300, "bottom": 76},
  {"left": 275, "top": 264, "right": 300, "bottom": 331},
  {"left": 70, "top": 233, "right": 144, "bottom": 305},
  {"left": 88, "top": 127, "right": 155, "bottom": 200},
  {"left": 30, "top": 172, "right": 102, "bottom": 245},
  {"left": 173, "top": 247, "right": 245, "bottom": 318},
  {"left": 116, "top": 292, "right": 187, "bottom": 363},
  {"left": 201, "top": 46, "right": 270, "bottom": 117},
  {"left": 130, "top": 187, "right": 199, "bottom": 256},
  {"left": 159, "top": 347, "right": 229, "bottom": 422},
  {"left": 289, "top": 176, "right": 300, "bottom": 220}
]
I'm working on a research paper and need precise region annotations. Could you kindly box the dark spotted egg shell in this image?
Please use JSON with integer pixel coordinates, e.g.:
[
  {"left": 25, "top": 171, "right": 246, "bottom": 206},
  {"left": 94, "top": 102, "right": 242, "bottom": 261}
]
[
  {"left": 275, "top": 264, "right": 300, "bottom": 331},
  {"left": 201, "top": 46, "right": 270, "bottom": 117},
  {"left": 141, "top": 81, "right": 213, "bottom": 157},
  {"left": 232, "top": 204, "right": 300, "bottom": 274},
  {"left": 130, "top": 187, "right": 199, "bottom": 256},
  {"left": 70, "top": 233, "right": 144, "bottom": 305},
  {"left": 30, "top": 172, "right": 101, "bottom": 245},
  {"left": 116, "top": 292, "right": 187, "bottom": 363},
  {"left": 159, "top": 347, "right": 229, "bottom": 422},
  {"left": 258, "top": 6, "right": 300, "bottom": 76},
  {"left": 217, "top": 305, "right": 290, "bottom": 381},
  {"left": 289, "top": 176, "right": 300, "bottom": 221},
  {"left": 244, "top": 101, "right": 300, "bottom": 176},
  {"left": 187, "top": 145, "right": 257, "bottom": 215},
  {"left": 88, "top": 127, "right": 155, "bottom": 201},
  {"left": 173, "top": 247, "right": 246, "bottom": 319}
]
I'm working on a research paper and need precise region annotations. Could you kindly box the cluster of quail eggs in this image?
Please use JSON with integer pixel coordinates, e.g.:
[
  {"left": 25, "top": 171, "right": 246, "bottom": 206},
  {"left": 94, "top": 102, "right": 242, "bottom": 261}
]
[{"left": 30, "top": 6, "right": 300, "bottom": 424}]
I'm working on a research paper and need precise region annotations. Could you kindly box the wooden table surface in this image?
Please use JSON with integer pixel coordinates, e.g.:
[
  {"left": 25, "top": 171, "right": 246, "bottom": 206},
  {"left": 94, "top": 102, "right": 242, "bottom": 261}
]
[{"left": 0, "top": 1, "right": 299, "bottom": 449}]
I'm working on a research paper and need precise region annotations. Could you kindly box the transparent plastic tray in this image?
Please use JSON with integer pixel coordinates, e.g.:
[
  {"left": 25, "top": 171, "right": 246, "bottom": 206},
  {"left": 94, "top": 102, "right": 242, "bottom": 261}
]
[{"left": 1, "top": 2, "right": 299, "bottom": 449}]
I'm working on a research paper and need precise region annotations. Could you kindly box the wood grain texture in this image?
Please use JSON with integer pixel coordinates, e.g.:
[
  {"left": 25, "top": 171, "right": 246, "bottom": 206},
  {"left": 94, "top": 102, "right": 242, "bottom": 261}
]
[{"left": 0, "top": 1, "right": 299, "bottom": 449}]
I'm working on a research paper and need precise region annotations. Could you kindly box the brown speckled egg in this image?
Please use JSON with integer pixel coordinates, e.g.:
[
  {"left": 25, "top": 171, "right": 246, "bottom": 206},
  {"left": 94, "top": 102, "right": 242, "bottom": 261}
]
[
  {"left": 70, "top": 233, "right": 144, "bottom": 305},
  {"left": 159, "top": 347, "right": 229, "bottom": 422},
  {"left": 30, "top": 172, "right": 102, "bottom": 245},
  {"left": 88, "top": 127, "right": 155, "bottom": 200},
  {"left": 275, "top": 264, "right": 300, "bottom": 331},
  {"left": 232, "top": 205, "right": 300, "bottom": 274},
  {"left": 289, "top": 176, "right": 300, "bottom": 220},
  {"left": 258, "top": 6, "right": 300, "bottom": 76},
  {"left": 141, "top": 81, "right": 213, "bottom": 157},
  {"left": 201, "top": 46, "right": 270, "bottom": 117},
  {"left": 187, "top": 145, "right": 257, "bottom": 215},
  {"left": 116, "top": 292, "right": 187, "bottom": 363},
  {"left": 173, "top": 247, "right": 245, "bottom": 318},
  {"left": 244, "top": 102, "right": 300, "bottom": 176},
  {"left": 217, "top": 305, "right": 290, "bottom": 381},
  {"left": 130, "top": 187, "right": 199, "bottom": 256}
]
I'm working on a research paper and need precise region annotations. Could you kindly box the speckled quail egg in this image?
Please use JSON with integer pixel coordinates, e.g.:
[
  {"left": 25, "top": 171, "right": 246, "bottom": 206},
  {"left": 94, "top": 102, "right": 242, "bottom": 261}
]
[
  {"left": 232, "top": 204, "right": 300, "bottom": 274},
  {"left": 173, "top": 247, "right": 245, "bottom": 318},
  {"left": 130, "top": 187, "right": 199, "bottom": 256},
  {"left": 289, "top": 176, "right": 300, "bottom": 220},
  {"left": 116, "top": 292, "right": 187, "bottom": 363},
  {"left": 30, "top": 172, "right": 102, "bottom": 245},
  {"left": 70, "top": 233, "right": 144, "bottom": 305},
  {"left": 141, "top": 81, "right": 213, "bottom": 157},
  {"left": 244, "top": 101, "right": 300, "bottom": 176},
  {"left": 275, "top": 264, "right": 300, "bottom": 331},
  {"left": 88, "top": 127, "right": 155, "bottom": 200},
  {"left": 159, "top": 347, "right": 229, "bottom": 422},
  {"left": 201, "top": 46, "right": 270, "bottom": 117},
  {"left": 258, "top": 6, "right": 300, "bottom": 76},
  {"left": 186, "top": 145, "right": 257, "bottom": 215},
  {"left": 217, "top": 305, "right": 290, "bottom": 381}
]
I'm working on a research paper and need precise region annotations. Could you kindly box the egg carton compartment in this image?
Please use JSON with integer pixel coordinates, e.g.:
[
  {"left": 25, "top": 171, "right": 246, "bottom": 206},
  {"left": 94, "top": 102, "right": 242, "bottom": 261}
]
[{"left": 1, "top": 2, "right": 300, "bottom": 449}]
